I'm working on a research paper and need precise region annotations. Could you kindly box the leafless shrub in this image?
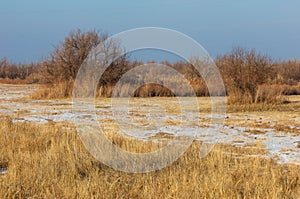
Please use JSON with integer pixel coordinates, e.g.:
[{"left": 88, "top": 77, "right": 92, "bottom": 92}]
[
  {"left": 2, "top": 31, "right": 298, "bottom": 103},
  {"left": 216, "top": 47, "right": 274, "bottom": 104},
  {"left": 273, "top": 60, "right": 300, "bottom": 85},
  {"left": 35, "top": 29, "right": 113, "bottom": 98},
  {"left": 40, "top": 29, "right": 106, "bottom": 84},
  {"left": 255, "top": 84, "right": 289, "bottom": 104},
  {"left": 0, "top": 57, "right": 39, "bottom": 82}
]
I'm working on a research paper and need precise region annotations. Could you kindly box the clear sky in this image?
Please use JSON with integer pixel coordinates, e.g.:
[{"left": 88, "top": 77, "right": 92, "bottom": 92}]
[{"left": 0, "top": 0, "right": 299, "bottom": 63}]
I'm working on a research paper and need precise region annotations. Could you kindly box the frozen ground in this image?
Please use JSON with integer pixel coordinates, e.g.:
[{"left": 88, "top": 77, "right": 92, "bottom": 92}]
[
  {"left": 0, "top": 84, "right": 299, "bottom": 165},
  {"left": 0, "top": 167, "right": 7, "bottom": 175}
]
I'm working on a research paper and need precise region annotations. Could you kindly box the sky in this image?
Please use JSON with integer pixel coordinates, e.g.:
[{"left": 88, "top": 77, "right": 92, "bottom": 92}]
[{"left": 0, "top": 0, "right": 300, "bottom": 63}]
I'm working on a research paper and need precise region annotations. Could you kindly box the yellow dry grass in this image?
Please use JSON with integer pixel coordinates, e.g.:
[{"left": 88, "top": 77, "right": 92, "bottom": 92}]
[{"left": 0, "top": 117, "right": 300, "bottom": 198}]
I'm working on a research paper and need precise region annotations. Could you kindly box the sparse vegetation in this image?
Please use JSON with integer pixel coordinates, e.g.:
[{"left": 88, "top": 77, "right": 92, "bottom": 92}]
[
  {"left": 1, "top": 30, "right": 299, "bottom": 104},
  {"left": 0, "top": 57, "right": 40, "bottom": 84}
]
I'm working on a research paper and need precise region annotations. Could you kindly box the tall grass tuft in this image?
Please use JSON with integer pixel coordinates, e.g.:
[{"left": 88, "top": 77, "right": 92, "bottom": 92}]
[{"left": 30, "top": 81, "right": 74, "bottom": 99}]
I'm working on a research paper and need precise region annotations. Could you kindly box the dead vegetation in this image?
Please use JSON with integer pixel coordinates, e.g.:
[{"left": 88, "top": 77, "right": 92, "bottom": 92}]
[
  {"left": 0, "top": 29, "right": 300, "bottom": 198},
  {"left": 2, "top": 29, "right": 298, "bottom": 104},
  {"left": 0, "top": 117, "right": 300, "bottom": 198}
]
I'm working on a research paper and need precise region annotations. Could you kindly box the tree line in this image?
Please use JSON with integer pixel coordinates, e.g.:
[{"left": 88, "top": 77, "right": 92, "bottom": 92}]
[
  {"left": 1, "top": 29, "right": 300, "bottom": 103},
  {"left": 0, "top": 57, "right": 40, "bottom": 83}
]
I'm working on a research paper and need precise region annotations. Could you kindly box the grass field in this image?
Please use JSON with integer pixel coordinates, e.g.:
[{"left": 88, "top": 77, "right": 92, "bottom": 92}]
[{"left": 0, "top": 84, "right": 300, "bottom": 198}]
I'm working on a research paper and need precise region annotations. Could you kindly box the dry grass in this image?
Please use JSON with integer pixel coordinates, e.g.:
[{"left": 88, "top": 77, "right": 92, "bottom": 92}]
[
  {"left": 226, "top": 98, "right": 300, "bottom": 112},
  {"left": 0, "top": 78, "right": 29, "bottom": 85},
  {"left": 245, "top": 129, "right": 267, "bottom": 135},
  {"left": 255, "top": 84, "right": 290, "bottom": 104},
  {"left": 30, "top": 81, "right": 74, "bottom": 99},
  {"left": 0, "top": 117, "right": 300, "bottom": 198},
  {"left": 227, "top": 87, "right": 288, "bottom": 106}
]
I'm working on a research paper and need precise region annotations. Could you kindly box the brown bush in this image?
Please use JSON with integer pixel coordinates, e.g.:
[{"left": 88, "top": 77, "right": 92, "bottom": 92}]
[
  {"left": 255, "top": 84, "right": 289, "bottom": 104},
  {"left": 0, "top": 57, "right": 39, "bottom": 82},
  {"left": 273, "top": 60, "right": 300, "bottom": 85},
  {"left": 282, "top": 84, "right": 300, "bottom": 95},
  {"left": 133, "top": 83, "right": 175, "bottom": 97},
  {"left": 40, "top": 29, "right": 107, "bottom": 84},
  {"left": 29, "top": 29, "right": 110, "bottom": 98},
  {"left": 216, "top": 47, "right": 274, "bottom": 104}
]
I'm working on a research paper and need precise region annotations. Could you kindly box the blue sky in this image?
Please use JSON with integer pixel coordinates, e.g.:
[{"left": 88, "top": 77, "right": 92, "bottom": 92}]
[{"left": 0, "top": 0, "right": 299, "bottom": 63}]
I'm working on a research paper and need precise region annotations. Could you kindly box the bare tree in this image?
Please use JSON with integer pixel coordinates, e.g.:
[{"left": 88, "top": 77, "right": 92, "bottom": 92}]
[{"left": 41, "top": 29, "right": 108, "bottom": 84}]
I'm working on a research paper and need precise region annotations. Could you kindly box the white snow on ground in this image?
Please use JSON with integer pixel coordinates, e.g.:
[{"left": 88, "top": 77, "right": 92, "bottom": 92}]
[
  {"left": 0, "top": 85, "right": 299, "bottom": 165},
  {"left": 0, "top": 168, "right": 7, "bottom": 175},
  {"left": 2, "top": 101, "right": 300, "bottom": 165}
]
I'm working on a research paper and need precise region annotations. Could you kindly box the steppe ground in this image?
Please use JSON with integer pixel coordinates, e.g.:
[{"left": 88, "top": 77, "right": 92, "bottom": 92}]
[{"left": 0, "top": 84, "right": 300, "bottom": 198}]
